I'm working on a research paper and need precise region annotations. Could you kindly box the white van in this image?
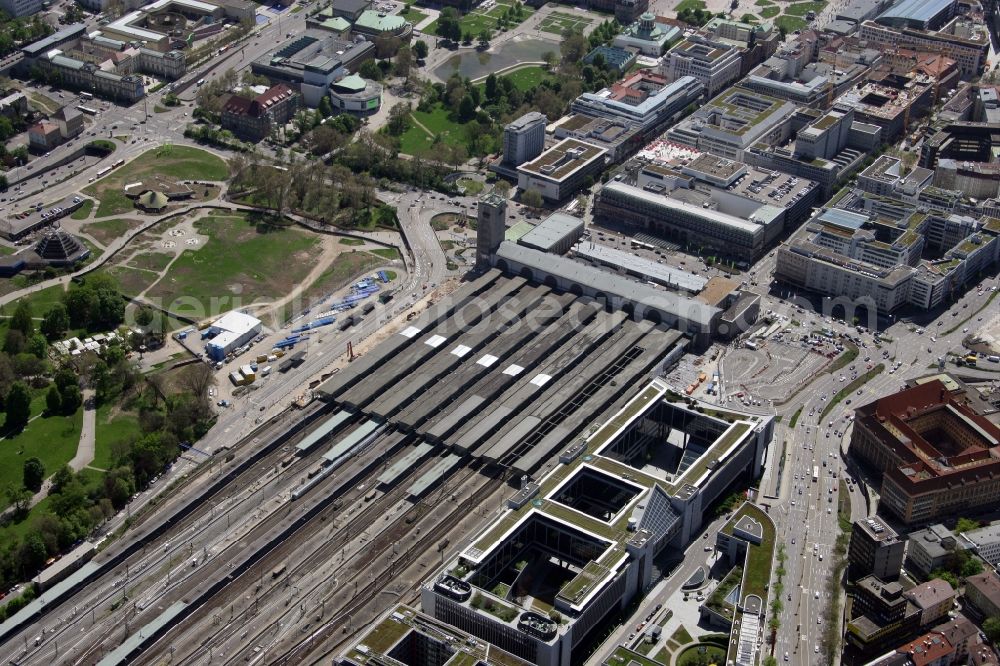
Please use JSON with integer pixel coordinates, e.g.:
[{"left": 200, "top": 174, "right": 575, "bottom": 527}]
[{"left": 260, "top": 365, "right": 272, "bottom": 376}]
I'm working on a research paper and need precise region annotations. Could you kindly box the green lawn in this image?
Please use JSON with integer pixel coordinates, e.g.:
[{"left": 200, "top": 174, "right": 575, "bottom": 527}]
[
  {"left": 674, "top": 0, "right": 706, "bottom": 11},
  {"left": 83, "top": 218, "right": 144, "bottom": 246},
  {"left": 458, "top": 178, "right": 484, "bottom": 195},
  {"left": 83, "top": 146, "right": 228, "bottom": 217},
  {"left": 127, "top": 251, "right": 174, "bottom": 273},
  {"left": 400, "top": 5, "right": 427, "bottom": 24},
  {"left": 677, "top": 645, "right": 726, "bottom": 666},
  {"left": 339, "top": 238, "right": 365, "bottom": 246},
  {"left": 537, "top": 11, "right": 592, "bottom": 35},
  {"left": 828, "top": 340, "right": 859, "bottom": 373},
  {"left": 495, "top": 65, "right": 552, "bottom": 91},
  {"left": 784, "top": 0, "right": 825, "bottom": 15},
  {"left": 1, "top": 284, "right": 67, "bottom": 321},
  {"left": 399, "top": 104, "right": 468, "bottom": 156},
  {"left": 92, "top": 402, "right": 142, "bottom": 470},
  {"left": 94, "top": 265, "right": 159, "bottom": 297},
  {"left": 301, "top": 251, "right": 384, "bottom": 302},
  {"left": 820, "top": 364, "right": 884, "bottom": 420},
  {"left": 0, "top": 392, "right": 84, "bottom": 511},
  {"left": 90, "top": 189, "right": 134, "bottom": 218},
  {"left": 70, "top": 199, "right": 94, "bottom": 220},
  {"left": 755, "top": 0, "right": 774, "bottom": 5},
  {"left": 127, "top": 145, "right": 228, "bottom": 181},
  {"left": 775, "top": 14, "right": 808, "bottom": 31},
  {"left": 426, "top": 1, "right": 533, "bottom": 36},
  {"left": 370, "top": 248, "right": 400, "bottom": 260},
  {"left": 144, "top": 213, "right": 323, "bottom": 310},
  {"left": 760, "top": 6, "right": 780, "bottom": 17}
]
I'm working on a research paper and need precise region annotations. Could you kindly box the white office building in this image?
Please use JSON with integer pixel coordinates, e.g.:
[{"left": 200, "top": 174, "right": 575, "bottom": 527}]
[
  {"left": 503, "top": 112, "right": 547, "bottom": 167},
  {"left": 663, "top": 35, "right": 742, "bottom": 99}
]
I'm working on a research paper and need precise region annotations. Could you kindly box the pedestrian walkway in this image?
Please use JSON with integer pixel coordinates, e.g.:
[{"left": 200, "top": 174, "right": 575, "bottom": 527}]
[{"left": 69, "top": 389, "right": 97, "bottom": 472}]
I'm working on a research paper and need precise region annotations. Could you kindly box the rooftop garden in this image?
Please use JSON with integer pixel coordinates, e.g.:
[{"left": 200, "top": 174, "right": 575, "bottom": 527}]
[
  {"left": 471, "top": 592, "right": 519, "bottom": 622},
  {"left": 738, "top": 503, "right": 776, "bottom": 601},
  {"left": 705, "top": 565, "right": 743, "bottom": 617}
]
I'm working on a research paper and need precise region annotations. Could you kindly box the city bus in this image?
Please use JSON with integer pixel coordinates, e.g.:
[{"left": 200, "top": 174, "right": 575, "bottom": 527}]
[
  {"left": 76, "top": 105, "right": 98, "bottom": 116},
  {"left": 80, "top": 92, "right": 93, "bottom": 100},
  {"left": 812, "top": 466, "right": 819, "bottom": 483},
  {"left": 112, "top": 159, "right": 125, "bottom": 169}
]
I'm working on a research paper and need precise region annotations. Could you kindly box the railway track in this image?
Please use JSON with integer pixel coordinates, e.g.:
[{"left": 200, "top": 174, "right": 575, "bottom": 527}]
[
  {"left": 268, "top": 470, "right": 508, "bottom": 665},
  {"left": 8, "top": 406, "right": 355, "bottom": 665},
  {"left": 180, "top": 448, "right": 458, "bottom": 663},
  {"left": 68, "top": 424, "right": 388, "bottom": 665},
  {"left": 150, "top": 430, "right": 420, "bottom": 663}
]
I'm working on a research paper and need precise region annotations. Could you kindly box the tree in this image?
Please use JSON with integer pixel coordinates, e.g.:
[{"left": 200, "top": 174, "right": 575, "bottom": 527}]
[
  {"left": 177, "top": 363, "right": 214, "bottom": 404},
  {"left": 4, "top": 382, "right": 31, "bottom": 432},
  {"left": 477, "top": 29, "right": 492, "bottom": 48},
  {"left": 560, "top": 32, "right": 589, "bottom": 63},
  {"left": 386, "top": 101, "right": 412, "bottom": 136},
  {"left": 9, "top": 300, "right": 33, "bottom": 338},
  {"left": 413, "top": 39, "right": 428, "bottom": 60},
  {"left": 3, "top": 329, "right": 24, "bottom": 356},
  {"left": 359, "top": 59, "right": 383, "bottom": 81},
  {"left": 955, "top": 517, "right": 980, "bottom": 534},
  {"left": 134, "top": 306, "right": 154, "bottom": 328},
  {"left": 741, "top": 13, "right": 756, "bottom": 22},
  {"left": 23, "top": 457, "right": 44, "bottom": 492},
  {"left": 960, "top": 555, "right": 984, "bottom": 578},
  {"left": 521, "top": 188, "right": 544, "bottom": 208},
  {"left": 484, "top": 72, "right": 499, "bottom": 101},
  {"left": 984, "top": 616, "right": 1000, "bottom": 644},
  {"left": 318, "top": 94, "right": 333, "bottom": 118},
  {"left": 45, "top": 385, "right": 61, "bottom": 415},
  {"left": 27, "top": 334, "right": 46, "bottom": 359},
  {"left": 930, "top": 569, "right": 959, "bottom": 588},
  {"left": 40, "top": 303, "right": 69, "bottom": 340},
  {"left": 542, "top": 50, "right": 558, "bottom": 70},
  {"left": 393, "top": 45, "right": 412, "bottom": 78},
  {"left": 59, "top": 384, "right": 82, "bottom": 415},
  {"left": 458, "top": 94, "right": 476, "bottom": 121}
]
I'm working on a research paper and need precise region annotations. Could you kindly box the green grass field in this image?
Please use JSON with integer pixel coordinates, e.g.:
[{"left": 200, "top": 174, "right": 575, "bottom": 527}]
[
  {"left": 755, "top": 0, "right": 774, "bottom": 5},
  {"left": 537, "top": 11, "right": 592, "bottom": 35},
  {"left": 459, "top": 178, "right": 484, "bottom": 194},
  {"left": 70, "top": 199, "right": 94, "bottom": 220},
  {"left": 126, "top": 251, "right": 174, "bottom": 273},
  {"left": 399, "top": 103, "right": 469, "bottom": 155},
  {"left": 760, "top": 6, "right": 780, "bottom": 17},
  {"left": 92, "top": 402, "right": 142, "bottom": 470},
  {"left": 144, "top": 213, "right": 323, "bottom": 309},
  {"left": 83, "top": 218, "right": 144, "bottom": 246},
  {"left": 339, "top": 237, "right": 364, "bottom": 246},
  {"left": 83, "top": 146, "right": 228, "bottom": 218},
  {"left": 95, "top": 265, "right": 159, "bottom": 297},
  {"left": 401, "top": 5, "right": 427, "bottom": 24},
  {"left": 674, "top": 0, "right": 706, "bottom": 11},
  {"left": 426, "top": 1, "right": 533, "bottom": 36},
  {"left": 775, "top": 14, "right": 808, "bottom": 31},
  {"left": 1, "top": 284, "right": 67, "bottom": 321},
  {"left": 0, "top": 392, "right": 84, "bottom": 511},
  {"left": 497, "top": 65, "right": 552, "bottom": 91},
  {"left": 301, "top": 251, "right": 384, "bottom": 302},
  {"left": 784, "top": 0, "right": 825, "bottom": 15},
  {"left": 370, "top": 248, "right": 400, "bottom": 260}
]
